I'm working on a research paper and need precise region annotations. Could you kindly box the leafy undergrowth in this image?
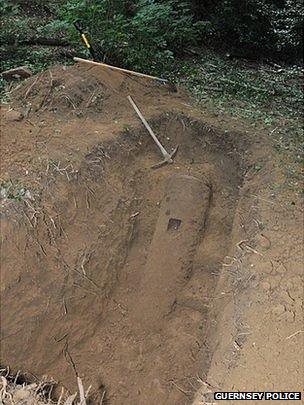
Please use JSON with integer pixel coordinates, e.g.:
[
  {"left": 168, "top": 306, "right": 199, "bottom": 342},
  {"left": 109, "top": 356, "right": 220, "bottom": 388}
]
[
  {"left": 173, "top": 52, "right": 302, "bottom": 120},
  {"left": 170, "top": 51, "right": 303, "bottom": 187}
]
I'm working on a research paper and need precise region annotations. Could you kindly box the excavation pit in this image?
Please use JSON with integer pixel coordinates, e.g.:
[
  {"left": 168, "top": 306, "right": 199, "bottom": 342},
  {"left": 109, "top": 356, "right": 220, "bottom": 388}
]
[{"left": 1, "top": 64, "right": 251, "bottom": 404}]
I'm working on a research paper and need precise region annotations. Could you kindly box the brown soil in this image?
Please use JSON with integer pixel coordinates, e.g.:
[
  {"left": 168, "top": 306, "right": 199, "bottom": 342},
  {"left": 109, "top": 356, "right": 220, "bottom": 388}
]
[{"left": 1, "top": 63, "right": 303, "bottom": 404}]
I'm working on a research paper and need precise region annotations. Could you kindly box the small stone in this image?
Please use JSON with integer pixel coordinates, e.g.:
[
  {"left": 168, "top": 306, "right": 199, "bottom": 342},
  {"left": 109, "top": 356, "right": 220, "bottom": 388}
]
[{"left": 2, "top": 66, "right": 32, "bottom": 80}]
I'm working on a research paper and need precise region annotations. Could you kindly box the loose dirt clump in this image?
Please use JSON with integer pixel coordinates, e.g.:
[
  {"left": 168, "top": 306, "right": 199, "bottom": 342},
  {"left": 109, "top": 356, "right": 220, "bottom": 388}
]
[{"left": 1, "top": 63, "right": 303, "bottom": 404}]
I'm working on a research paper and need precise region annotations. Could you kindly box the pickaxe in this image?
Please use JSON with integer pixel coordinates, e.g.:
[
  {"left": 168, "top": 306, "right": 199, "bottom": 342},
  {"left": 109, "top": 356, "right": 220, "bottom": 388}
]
[{"left": 127, "top": 96, "right": 178, "bottom": 168}]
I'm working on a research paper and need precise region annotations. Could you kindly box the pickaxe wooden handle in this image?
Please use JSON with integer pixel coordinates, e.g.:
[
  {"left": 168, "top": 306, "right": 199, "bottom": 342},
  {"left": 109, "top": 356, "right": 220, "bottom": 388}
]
[{"left": 127, "top": 96, "right": 178, "bottom": 168}]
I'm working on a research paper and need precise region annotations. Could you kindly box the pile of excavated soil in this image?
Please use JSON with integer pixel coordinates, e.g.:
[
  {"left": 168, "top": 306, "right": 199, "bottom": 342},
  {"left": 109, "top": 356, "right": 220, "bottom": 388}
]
[
  {"left": 1, "top": 62, "right": 303, "bottom": 404},
  {"left": 1, "top": 63, "right": 189, "bottom": 189}
]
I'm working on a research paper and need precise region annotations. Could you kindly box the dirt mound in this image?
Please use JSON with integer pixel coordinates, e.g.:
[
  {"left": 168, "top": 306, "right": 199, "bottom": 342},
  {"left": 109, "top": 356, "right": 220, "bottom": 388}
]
[
  {"left": 1, "top": 62, "right": 185, "bottom": 189},
  {"left": 11, "top": 63, "right": 174, "bottom": 117},
  {"left": 2, "top": 62, "right": 302, "bottom": 405}
]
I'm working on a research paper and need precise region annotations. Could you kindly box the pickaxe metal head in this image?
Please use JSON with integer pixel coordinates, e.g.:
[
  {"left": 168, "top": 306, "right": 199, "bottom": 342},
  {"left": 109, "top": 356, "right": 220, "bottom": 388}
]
[{"left": 151, "top": 145, "right": 179, "bottom": 169}]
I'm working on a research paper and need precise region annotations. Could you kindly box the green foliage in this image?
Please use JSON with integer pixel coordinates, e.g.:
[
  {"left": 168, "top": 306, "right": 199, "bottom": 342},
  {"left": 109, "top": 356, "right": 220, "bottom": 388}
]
[
  {"left": 173, "top": 51, "right": 303, "bottom": 160},
  {"left": 272, "top": 0, "right": 303, "bottom": 57},
  {"left": 196, "top": 0, "right": 303, "bottom": 61},
  {"left": 0, "top": 0, "right": 20, "bottom": 15},
  {"left": 173, "top": 52, "right": 302, "bottom": 119},
  {"left": 0, "top": 0, "right": 51, "bottom": 43},
  {"left": 0, "top": 180, "right": 29, "bottom": 202},
  {"left": 55, "top": 0, "right": 302, "bottom": 65},
  {"left": 57, "top": 0, "right": 202, "bottom": 73},
  {"left": 36, "top": 20, "right": 69, "bottom": 38},
  {"left": 0, "top": 0, "right": 72, "bottom": 91},
  {"left": 1, "top": 0, "right": 302, "bottom": 78}
]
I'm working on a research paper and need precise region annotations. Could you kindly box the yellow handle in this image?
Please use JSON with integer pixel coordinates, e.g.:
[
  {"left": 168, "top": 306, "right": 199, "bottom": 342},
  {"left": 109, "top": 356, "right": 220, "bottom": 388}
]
[{"left": 81, "top": 33, "right": 91, "bottom": 48}]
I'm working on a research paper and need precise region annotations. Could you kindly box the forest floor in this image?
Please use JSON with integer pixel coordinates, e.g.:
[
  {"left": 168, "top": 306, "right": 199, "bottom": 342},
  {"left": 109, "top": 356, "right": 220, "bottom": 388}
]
[{"left": 0, "top": 54, "right": 303, "bottom": 405}]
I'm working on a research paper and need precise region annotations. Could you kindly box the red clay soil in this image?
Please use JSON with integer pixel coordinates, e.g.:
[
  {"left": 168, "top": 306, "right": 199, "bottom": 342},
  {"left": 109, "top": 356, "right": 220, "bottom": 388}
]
[{"left": 1, "top": 63, "right": 303, "bottom": 404}]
